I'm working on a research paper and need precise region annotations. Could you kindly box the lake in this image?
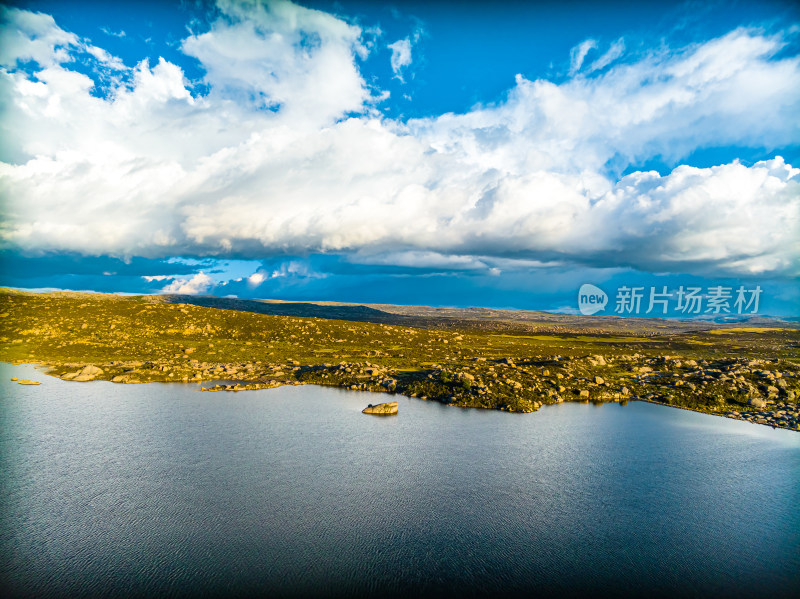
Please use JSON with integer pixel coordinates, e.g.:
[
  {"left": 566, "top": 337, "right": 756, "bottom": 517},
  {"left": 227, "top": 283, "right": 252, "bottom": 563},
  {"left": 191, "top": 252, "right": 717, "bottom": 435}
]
[{"left": 1, "top": 363, "right": 799, "bottom": 598}]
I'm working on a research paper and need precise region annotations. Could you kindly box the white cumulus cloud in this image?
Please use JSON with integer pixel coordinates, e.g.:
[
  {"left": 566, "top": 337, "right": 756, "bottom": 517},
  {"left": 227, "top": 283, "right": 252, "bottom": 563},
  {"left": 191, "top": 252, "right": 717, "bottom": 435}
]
[
  {"left": 248, "top": 271, "right": 266, "bottom": 286},
  {"left": 388, "top": 37, "right": 412, "bottom": 81},
  {"left": 181, "top": 0, "right": 372, "bottom": 125},
  {"left": 588, "top": 38, "right": 625, "bottom": 72},
  {"left": 0, "top": 2, "right": 798, "bottom": 280},
  {"left": 569, "top": 39, "right": 597, "bottom": 74},
  {"left": 160, "top": 272, "right": 213, "bottom": 295}
]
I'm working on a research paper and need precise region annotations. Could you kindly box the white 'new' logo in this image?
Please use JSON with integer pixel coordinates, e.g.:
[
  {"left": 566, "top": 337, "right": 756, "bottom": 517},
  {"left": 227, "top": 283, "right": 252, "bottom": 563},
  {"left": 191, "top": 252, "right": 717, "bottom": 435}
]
[{"left": 578, "top": 284, "right": 607, "bottom": 315}]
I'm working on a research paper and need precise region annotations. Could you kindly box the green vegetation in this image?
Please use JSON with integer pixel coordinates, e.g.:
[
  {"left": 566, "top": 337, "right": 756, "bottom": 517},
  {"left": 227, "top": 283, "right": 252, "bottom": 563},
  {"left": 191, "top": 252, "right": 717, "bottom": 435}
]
[{"left": 1, "top": 289, "right": 798, "bottom": 430}]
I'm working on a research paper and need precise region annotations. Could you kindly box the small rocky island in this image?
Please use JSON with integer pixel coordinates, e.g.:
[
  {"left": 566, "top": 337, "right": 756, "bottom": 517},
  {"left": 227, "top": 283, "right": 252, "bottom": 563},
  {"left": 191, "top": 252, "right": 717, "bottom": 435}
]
[
  {"left": 362, "top": 402, "right": 399, "bottom": 415},
  {"left": 1, "top": 288, "right": 798, "bottom": 431}
]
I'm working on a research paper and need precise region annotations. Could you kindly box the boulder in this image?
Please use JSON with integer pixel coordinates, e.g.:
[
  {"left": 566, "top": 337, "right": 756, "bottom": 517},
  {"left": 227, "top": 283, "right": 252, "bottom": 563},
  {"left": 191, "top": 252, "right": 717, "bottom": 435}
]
[
  {"left": 748, "top": 397, "right": 767, "bottom": 409},
  {"left": 73, "top": 364, "right": 104, "bottom": 382},
  {"left": 362, "top": 401, "right": 399, "bottom": 415},
  {"left": 594, "top": 376, "right": 605, "bottom": 385},
  {"left": 17, "top": 379, "right": 41, "bottom": 385}
]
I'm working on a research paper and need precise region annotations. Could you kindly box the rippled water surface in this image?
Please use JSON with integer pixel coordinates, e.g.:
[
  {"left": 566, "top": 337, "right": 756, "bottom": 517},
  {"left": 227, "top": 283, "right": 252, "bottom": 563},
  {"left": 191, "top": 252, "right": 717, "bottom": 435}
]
[{"left": 2, "top": 363, "right": 799, "bottom": 598}]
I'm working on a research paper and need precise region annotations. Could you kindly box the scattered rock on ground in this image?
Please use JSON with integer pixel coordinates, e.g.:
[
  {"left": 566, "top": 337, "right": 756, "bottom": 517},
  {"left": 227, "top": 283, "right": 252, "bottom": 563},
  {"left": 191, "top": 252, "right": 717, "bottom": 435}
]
[{"left": 73, "top": 364, "right": 104, "bottom": 382}]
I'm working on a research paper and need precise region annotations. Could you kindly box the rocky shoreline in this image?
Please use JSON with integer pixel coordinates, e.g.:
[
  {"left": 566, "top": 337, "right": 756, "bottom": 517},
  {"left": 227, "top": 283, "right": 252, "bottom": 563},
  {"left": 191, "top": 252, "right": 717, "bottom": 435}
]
[
  {"left": 10, "top": 350, "right": 799, "bottom": 432},
  {"left": 633, "top": 396, "right": 800, "bottom": 431}
]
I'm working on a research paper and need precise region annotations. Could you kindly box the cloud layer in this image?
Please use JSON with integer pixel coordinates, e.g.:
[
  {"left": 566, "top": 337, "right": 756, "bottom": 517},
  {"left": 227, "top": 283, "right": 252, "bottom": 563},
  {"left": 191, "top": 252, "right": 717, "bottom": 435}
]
[{"left": 1, "top": 1, "right": 799, "bottom": 280}]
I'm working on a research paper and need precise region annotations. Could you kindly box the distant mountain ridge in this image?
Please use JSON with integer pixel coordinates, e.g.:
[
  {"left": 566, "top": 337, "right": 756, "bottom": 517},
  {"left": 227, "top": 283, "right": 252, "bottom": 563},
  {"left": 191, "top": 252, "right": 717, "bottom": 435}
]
[{"left": 1, "top": 287, "right": 795, "bottom": 336}]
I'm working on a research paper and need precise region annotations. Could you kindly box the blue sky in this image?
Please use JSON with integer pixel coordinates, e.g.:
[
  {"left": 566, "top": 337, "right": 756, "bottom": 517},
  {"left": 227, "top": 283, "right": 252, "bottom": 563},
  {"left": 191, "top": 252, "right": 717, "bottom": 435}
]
[{"left": 1, "top": 0, "right": 798, "bottom": 316}]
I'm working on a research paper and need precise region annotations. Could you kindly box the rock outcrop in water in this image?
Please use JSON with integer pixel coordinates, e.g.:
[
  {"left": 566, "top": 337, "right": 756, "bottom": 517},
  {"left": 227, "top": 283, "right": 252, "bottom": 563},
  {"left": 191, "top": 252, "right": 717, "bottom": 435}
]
[{"left": 362, "top": 402, "right": 398, "bottom": 415}]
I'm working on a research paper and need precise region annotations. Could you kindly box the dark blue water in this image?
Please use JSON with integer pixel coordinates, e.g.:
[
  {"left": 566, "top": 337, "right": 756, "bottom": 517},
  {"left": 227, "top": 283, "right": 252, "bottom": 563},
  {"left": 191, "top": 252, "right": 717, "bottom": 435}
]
[{"left": 2, "top": 363, "right": 799, "bottom": 598}]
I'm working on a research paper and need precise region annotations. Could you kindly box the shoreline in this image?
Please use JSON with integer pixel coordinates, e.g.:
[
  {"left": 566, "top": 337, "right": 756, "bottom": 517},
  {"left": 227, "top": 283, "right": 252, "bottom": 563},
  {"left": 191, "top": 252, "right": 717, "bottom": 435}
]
[{"left": 6, "top": 359, "right": 798, "bottom": 432}]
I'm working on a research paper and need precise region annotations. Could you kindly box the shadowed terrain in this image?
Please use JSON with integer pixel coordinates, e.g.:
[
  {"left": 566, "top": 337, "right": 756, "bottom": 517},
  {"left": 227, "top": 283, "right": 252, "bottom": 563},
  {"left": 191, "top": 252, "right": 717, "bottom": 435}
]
[{"left": 154, "top": 293, "right": 793, "bottom": 335}]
